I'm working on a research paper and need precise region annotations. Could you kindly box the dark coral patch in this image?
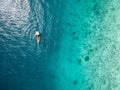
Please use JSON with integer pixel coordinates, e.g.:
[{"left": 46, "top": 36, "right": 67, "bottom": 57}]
[
  {"left": 72, "top": 32, "right": 76, "bottom": 35},
  {"left": 84, "top": 56, "right": 90, "bottom": 61},
  {"left": 78, "top": 0, "right": 80, "bottom": 2},
  {"left": 88, "top": 83, "right": 94, "bottom": 90},
  {"left": 73, "top": 36, "right": 79, "bottom": 40},
  {"left": 93, "top": 4, "right": 100, "bottom": 15},
  {"left": 73, "top": 80, "right": 78, "bottom": 85},
  {"left": 77, "top": 58, "right": 82, "bottom": 65},
  {"left": 76, "top": 37, "right": 79, "bottom": 40}
]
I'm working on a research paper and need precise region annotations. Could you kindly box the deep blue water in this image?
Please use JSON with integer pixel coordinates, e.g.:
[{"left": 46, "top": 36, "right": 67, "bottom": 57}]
[{"left": 0, "top": 0, "right": 62, "bottom": 90}]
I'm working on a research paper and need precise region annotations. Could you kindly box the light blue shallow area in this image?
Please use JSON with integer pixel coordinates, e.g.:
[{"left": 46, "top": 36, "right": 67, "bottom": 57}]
[
  {"left": 57, "top": 0, "right": 120, "bottom": 90},
  {"left": 1, "top": 0, "right": 120, "bottom": 90}
]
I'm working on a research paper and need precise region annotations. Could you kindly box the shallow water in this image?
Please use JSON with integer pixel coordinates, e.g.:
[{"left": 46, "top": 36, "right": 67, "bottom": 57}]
[
  {"left": 1, "top": 0, "right": 120, "bottom": 90},
  {"left": 57, "top": 0, "right": 120, "bottom": 90}
]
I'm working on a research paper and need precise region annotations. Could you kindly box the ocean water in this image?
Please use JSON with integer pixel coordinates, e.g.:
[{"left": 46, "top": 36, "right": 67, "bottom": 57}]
[
  {"left": 57, "top": 0, "right": 120, "bottom": 90},
  {"left": 0, "top": 0, "right": 62, "bottom": 90},
  {"left": 1, "top": 0, "right": 120, "bottom": 90}
]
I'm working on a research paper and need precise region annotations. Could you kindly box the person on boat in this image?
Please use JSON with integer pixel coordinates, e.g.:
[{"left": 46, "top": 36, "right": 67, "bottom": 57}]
[{"left": 35, "top": 31, "right": 40, "bottom": 43}]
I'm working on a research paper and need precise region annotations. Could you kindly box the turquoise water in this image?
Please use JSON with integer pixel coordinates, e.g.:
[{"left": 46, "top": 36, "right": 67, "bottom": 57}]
[
  {"left": 1, "top": 0, "right": 120, "bottom": 90},
  {"left": 58, "top": 0, "right": 120, "bottom": 90}
]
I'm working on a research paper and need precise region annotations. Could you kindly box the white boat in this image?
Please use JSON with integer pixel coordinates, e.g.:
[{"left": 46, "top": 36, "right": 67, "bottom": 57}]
[{"left": 35, "top": 31, "right": 40, "bottom": 44}]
